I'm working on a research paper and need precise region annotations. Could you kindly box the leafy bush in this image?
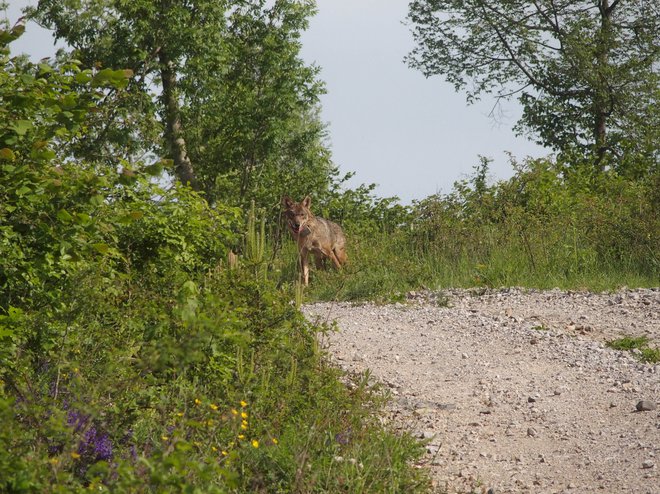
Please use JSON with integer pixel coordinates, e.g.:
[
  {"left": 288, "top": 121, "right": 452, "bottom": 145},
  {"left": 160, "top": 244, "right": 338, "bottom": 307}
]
[
  {"left": 298, "top": 155, "right": 658, "bottom": 301},
  {"left": 0, "top": 27, "right": 427, "bottom": 493}
]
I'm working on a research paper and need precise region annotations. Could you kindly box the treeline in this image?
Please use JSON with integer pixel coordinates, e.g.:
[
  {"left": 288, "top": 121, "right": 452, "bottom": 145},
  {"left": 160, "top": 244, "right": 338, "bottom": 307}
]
[{"left": 26, "top": 0, "right": 344, "bottom": 222}]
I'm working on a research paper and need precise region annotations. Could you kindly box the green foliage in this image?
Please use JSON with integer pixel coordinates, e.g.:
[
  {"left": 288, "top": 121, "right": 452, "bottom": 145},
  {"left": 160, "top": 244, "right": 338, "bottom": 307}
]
[
  {"left": 0, "top": 30, "right": 427, "bottom": 493},
  {"left": 298, "top": 155, "right": 658, "bottom": 302},
  {"left": 30, "top": 0, "right": 336, "bottom": 212},
  {"left": 407, "top": 0, "right": 660, "bottom": 173},
  {"left": 410, "top": 156, "right": 658, "bottom": 286},
  {"left": 183, "top": 2, "right": 333, "bottom": 211},
  {"left": 606, "top": 336, "right": 660, "bottom": 364}
]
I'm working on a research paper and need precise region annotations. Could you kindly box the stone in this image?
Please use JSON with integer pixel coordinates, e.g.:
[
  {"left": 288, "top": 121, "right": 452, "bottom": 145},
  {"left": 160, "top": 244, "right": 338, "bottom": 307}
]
[{"left": 636, "top": 400, "right": 656, "bottom": 412}]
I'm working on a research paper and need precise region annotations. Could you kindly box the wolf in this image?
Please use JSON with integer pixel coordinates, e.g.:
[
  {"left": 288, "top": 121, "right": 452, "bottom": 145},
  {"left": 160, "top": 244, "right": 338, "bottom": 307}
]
[{"left": 282, "top": 195, "right": 347, "bottom": 285}]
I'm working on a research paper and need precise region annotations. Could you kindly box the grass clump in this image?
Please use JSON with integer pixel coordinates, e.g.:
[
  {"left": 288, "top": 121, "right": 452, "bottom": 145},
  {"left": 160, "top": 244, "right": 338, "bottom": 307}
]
[{"left": 606, "top": 336, "right": 660, "bottom": 364}]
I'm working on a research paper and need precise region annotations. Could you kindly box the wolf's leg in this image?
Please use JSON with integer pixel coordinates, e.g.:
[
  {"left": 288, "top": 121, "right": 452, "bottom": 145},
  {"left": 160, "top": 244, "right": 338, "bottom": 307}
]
[
  {"left": 326, "top": 250, "right": 342, "bottom": 270},
  {"left": 300, "top": 249, "right": 310, "bottom": 285},
  {"left": 333, "top": 247, "right": 347, "bottom": 266}
]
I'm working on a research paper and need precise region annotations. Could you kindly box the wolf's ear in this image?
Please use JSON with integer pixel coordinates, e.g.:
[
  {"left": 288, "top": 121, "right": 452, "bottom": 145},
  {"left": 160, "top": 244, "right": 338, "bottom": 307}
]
[
  {"left": 302, "top": 195, "right": 311, "bottom": 208},
  {"left": 282, "top": 196, "right": 294, "bottom": 209}
]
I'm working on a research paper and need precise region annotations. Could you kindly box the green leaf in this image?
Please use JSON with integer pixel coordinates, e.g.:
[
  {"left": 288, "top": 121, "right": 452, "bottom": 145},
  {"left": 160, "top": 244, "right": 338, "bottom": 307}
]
[
  {"left": 0, "top": 326, "right": 14, "bottom": 339},
  {"left": 15, "top": 185, "right": 31, "bottom": 196},
  {"left": 143, "top": 162, "right": 163, "bottom": 176},
  {"left": 37, "top": 63, "right": 54, "bottom": 75},
  {"left": 12, "top": 120, "right": 33, "bottom": 136},
  {"left": 30, "top": 147, "right": 56, "bottom": 161},
  {"left": 0, "top": 148, "right": 16, "bottom": 161},
  {"left": 11, "top": 24, "right": 26, "bottom": 39},
  {"left": 75, "top": 213, "right": 92, "bottom": 225},
  {"left": 57, "top": 209, "right": 73, "bottom": 223},
  {"left": 74, "top": 71, "right": 93, "bottom": 84},
  {"left": 61, "top": 94, "right": 77, "bottom": 110},
  {"left": 90, "top": 195, "right": 105, "bottom": 206},
  {"left": 92, "top": 243, "right": 110, "bottom": 255}
]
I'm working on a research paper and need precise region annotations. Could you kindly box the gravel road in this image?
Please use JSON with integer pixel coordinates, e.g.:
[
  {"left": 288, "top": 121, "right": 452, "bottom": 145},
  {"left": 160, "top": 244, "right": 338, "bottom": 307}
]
[{"left": 304, "top": 288, "right": 660, "bottom": 494}]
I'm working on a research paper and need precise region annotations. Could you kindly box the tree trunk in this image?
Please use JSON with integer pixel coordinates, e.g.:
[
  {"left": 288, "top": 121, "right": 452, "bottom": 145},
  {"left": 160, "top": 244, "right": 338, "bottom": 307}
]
[
  {"left": 159, "top": 48, "right": 199, "bottom": 190},
  {"left": 593, "top": 0, "right": 615, "bottom": 167}
]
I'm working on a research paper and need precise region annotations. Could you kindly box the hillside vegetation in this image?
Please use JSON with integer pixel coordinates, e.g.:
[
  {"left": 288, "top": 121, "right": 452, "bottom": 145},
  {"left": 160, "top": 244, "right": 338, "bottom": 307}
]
[
  {"left": 0, "top": 25, "right": 426, "bottom": 493},
  {"left": 305, "top": 156, "right": 659, "bottom": 302},
  {"left": 1, "top": 1, "right": 658, "bottom": 492}
]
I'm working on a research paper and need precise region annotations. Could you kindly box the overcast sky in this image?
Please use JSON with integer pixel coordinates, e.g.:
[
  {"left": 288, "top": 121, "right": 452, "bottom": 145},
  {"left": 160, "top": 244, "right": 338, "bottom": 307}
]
[{"left": 5, "top": 0, "right": 547, "bottom": 203}]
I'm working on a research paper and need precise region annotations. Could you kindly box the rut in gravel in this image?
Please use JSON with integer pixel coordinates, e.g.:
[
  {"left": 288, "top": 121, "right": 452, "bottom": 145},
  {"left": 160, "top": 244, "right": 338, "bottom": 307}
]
[{"left": 304, "top": 288, "right": 660, "bottom": 494}]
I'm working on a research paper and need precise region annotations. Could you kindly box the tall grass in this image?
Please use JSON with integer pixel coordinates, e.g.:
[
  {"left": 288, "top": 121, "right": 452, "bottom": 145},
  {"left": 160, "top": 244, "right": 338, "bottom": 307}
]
[{"left": 279, "top": 157, "right": 659, "bottom": 302}]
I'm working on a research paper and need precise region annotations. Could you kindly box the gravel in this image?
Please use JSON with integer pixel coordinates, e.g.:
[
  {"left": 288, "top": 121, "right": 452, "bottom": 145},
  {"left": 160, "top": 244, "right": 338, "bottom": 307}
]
[{"left": 304, "top": 288, "right": 660, "bottom": 494}]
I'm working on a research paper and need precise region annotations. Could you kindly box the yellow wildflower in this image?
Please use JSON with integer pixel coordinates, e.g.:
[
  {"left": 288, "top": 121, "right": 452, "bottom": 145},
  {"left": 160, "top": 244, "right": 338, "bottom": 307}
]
[
  {"left": 231, "top": 408, "right": 239, "bottom": 416},
  {"left": 70, "top": 452, "right": 81, "bottom": 459},
  {"left": 210, "top": 403, "right": 218, "bottom": 410},
  {"left": 211, "top": 446, "right": 218, "bottom": 452},
  {"left": 251, "top": 440, "right": 259, "bottom": 448},
  {"left": 194, "top": 398, "right": 202, "bottom": 405},
  {"left": 240, "top": 400, "right": 248, "bottom": 407},
  {"left": 176, "top": 412, "right": 184, "bottom": 417},
  {"left": 241, "top": 411, "right": 248, "bottom": 419},
  {"left": 272, "top": 438, "right": 279, "bottom": 445},
  {"left": 238, "top": 434, "right": 245, "bottom": 440},
  {"left": 49, "top": 458, "right": 59, "bottom": 465},
  {"left": 222, "top": 450, "right": 228, "bottom": 456},
  {"left": 162, "top": 435, "right": 169, "bottom": 441}
]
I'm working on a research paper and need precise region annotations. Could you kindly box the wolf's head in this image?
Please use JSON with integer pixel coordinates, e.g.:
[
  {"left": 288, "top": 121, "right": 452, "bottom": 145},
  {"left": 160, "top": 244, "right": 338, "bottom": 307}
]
[{"left": 282, "top": 196, "right": 312, "bottom": 235}]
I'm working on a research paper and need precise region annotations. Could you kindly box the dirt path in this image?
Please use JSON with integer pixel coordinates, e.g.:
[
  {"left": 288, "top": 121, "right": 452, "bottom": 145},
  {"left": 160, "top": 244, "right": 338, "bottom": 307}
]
[{"left": 304, "top": 288, "right": 660, "bottom": 494}]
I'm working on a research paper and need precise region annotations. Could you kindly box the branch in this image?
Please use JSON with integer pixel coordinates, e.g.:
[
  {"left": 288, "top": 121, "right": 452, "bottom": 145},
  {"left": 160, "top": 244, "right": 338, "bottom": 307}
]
[
  {"left": 479, "top": 3, "right": 583, "bottom": 98},
  {"left": 605, "top": 0, "right": 621, "bottom": 15},
  {"left": 488, "top": 82, "right": 533, "bottom": 118},
  {"left": 531, "top": 0, "right": 561, "bottom": 34}
]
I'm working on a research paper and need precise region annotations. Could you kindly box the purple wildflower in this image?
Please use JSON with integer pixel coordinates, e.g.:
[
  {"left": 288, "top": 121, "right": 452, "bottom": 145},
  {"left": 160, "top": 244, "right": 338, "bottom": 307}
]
[
  {"left": 335, "top": 428, "right": 352, "bottom": 446},
  {"left": 67, "top": 410, "right": 89, "bottom": 433},
  {"left": 80, "top": 426, "right": 113, "bottom": 462},
  {"left": 129, "top": 444, "right": 138, "bottom": 462}
]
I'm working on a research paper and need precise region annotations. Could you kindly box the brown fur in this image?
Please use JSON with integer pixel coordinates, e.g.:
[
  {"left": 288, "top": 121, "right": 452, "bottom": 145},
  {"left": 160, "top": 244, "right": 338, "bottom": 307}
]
[{"left": 282, "top": 195, "right": 347, "bottom": 285}]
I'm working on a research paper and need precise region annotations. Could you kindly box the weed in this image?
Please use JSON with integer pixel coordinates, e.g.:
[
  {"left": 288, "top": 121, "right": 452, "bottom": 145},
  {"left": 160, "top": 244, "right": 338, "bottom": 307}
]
[{"left": 607, "top": 336, "right": 660, "bottom": 364}]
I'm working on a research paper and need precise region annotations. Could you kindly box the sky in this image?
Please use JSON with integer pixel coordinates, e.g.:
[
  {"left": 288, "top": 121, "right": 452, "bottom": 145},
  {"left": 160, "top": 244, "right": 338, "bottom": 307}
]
[{"left": 4, "top": 0, "right": 547, "bottom": 204}]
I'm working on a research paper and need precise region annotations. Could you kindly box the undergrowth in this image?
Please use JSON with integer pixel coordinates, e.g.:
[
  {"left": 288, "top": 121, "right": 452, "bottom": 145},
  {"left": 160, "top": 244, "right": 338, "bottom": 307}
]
[
  {"left": 0, "top": 37, "right": 428, "bottom": 493},
  {"left": 290, "top": 157, "right": 659, "bottom": 303}
]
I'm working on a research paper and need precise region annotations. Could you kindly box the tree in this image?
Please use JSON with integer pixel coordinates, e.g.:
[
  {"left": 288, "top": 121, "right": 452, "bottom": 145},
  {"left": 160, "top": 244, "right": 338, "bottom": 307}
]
[
  {"left": 407, "top": 0, "right": 660, "bottom": 175},
  {"left": 30, "top": 0, "right": 336, "bottom": 203},
  {"left": 30, "top": 0, "right": 240, "bottom": 189},
  {"left": 181, "top": 1, "right": 337, "bottom": 215}
]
